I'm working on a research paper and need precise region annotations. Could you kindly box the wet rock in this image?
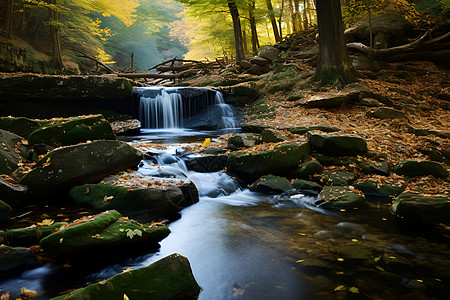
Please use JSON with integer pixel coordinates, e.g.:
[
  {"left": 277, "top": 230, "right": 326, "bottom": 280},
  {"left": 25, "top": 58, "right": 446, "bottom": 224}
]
[
  {"left": 21, "top": 140, "right": 143, "bottom": 194},
  {"left": 249, "top": 175, "right": 293, "bottom": 194},
  {"left": 51, "top": 254, "right": 200, "bottom": 300},
  {"left": 40, "top": 210, "right": 170, "bottom": 258},
  {"left": 354, "top": 180, "right": 406, "bottom": 198},
  {"left": 287, "top": 126, "right": 341, "bottom": 135},
  {"left": 292, "top": 180, "right": 322, "bottom": 192},
  {"left": 0, "top": 129, "right": 29, "bottom": 175},
  {"left": 184, "top": 154, "right": 228, "bottom": 172},
  {"left": 316, "top": 187, "right": 366, "bottom": 209},
  {"left": 406, "top": 125, "right": 450, "bottom": 139},
  {"left": 0, "top": 200, "right": 13, "bottom": 221},
  {"left": 0, "top": 116, "right": 48, "bottom": 138},
  {"left": 0, "top": 245, "right": 38, "bottom": 274},
  {"left": 393, "top": 160, "right": 447, "bottom": 178},
  {"left": 358, "top": 161, "right": 390, "bottom": 176},
  {"left": 258, "top": 46, "right": 279, "bottom": 61},
  {"left": 246, "top": 64, "right": 266, "bottom": 75},
  {"left": 6, "top": 222, "right": 67, "bottom": 247},
  {"left": 307, "top": 132, "right": 367, "bottom": 156},
  {"left": 419, "top": 147, "right": 450, "bottom": 165},
  {"left": 224, "top": 83, "right": 260, "bottom": 106},
  {"left": 313, "top": 230, "right": 340, "bottom": 240},
  {"left": 28, "top": 115, "right": 116, "bottom": 147},
  {"left": 110, "top": 119, "right": 141, "bottom": 136},
  {"left": 249, "top": 56, "right": 271, "bottom": 66},
  {"left": 311, "top": 154, "right": 356, "bottom": 168},
  {"left": 315, "top": 170, "right": 355, "bottom": 186},
  {"left": 260, "top": 128, "right": 288, "bottom": 143},
  {"left": 336, "top": 222, "right": 366, "bottom": 233},
  {"left": 382, "top": 253, "right": 413, "bottom": 272},
  {"left": 367, "top": 107, "right": 407, "bottom": 119},
  {"left": 360, "top": 98, "right": 381, "bottom": 107},
  {"left": 337, "top": 245, "right": 372, "bottom": 261},
  {"left": 227, "top": 143, "right": 310, "bottom": 183},
  {"left": 390, "top": 192, "right": 450, "bottom": 224},
  {"left": 227, "top": 133, "right": 258, "bottom": 149},
  {"left": 289, "top": 160, "right": 324, "bottom": 179},
  {"left": 240, "top": 121, "right": 269, "bottom": 133}
]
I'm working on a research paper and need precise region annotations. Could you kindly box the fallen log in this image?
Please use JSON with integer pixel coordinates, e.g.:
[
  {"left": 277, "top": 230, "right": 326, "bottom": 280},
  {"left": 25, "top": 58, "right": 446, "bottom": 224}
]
[
  {"left": 73, "top": 49, "right": 117, "bottom": 74},
  {"left": 117, "top": 73, "right": 178, "bottom": 79}
]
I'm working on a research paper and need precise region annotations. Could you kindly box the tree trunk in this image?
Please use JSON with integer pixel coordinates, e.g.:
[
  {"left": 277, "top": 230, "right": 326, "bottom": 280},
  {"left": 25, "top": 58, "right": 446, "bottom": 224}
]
[
  {"left": 278, "top": 0, "right": 285, "bottom": 40},
  {"left": 288, "top": 0, "right": 297, "bottom": 33},
  {"left": 48, "top": 0, "right": 64, "bottom": 70},
  {"left": 293, "top": 0, "right": 301, "bottom": 32},
  {"left": 227, "top": 0, "right": 246, "bottom": 61},
  {"left": 5, "top": 0, "right": 13, "bottom": 39},
  {"left": 265, "top": 0, "right": 281, "bottom": 43},
  {"left": 302, "top": 0, "right": 308, "bottom": 30},
  {"left": 249, "top": 0, "right": 260, "bottom": 53},
  {"left": 242, "top": 24, "right": 248, "bottom": 53},
  {"left": 310, "top": 0, "right": 356, "bottom": 85}
]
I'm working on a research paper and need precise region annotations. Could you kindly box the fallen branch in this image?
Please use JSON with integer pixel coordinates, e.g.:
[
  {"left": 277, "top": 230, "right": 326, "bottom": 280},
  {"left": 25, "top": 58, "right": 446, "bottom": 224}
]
[
  {"left": 73, "top": 49, "right": 117, "bottom": 74},
  {"left": 117, "top": 73, "right": 178, "bottom": 79}
]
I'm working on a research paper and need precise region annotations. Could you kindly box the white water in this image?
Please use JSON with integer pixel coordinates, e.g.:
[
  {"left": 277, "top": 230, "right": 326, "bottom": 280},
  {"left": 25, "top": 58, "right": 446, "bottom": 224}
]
[{"left": 139, "top": 89, "right": 183, "bottom": 128}]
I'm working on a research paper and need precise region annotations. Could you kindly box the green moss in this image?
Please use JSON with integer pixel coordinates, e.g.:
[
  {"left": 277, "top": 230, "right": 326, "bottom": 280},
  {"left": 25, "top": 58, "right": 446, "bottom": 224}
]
[
  {"left": 0, "top": 117, "right": 49, "bottom": 138},
  {"left": 6, "top": 222, "right": 66, "bottom": 247},
  {"left": 318, "top": 186, "right": 366, "bottom": 209}
]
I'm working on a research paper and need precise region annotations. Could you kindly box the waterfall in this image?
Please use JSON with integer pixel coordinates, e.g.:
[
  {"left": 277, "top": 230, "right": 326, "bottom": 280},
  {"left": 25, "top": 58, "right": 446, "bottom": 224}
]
[{"left": 134, "top": 87, "right": 239, "bottom": 129}]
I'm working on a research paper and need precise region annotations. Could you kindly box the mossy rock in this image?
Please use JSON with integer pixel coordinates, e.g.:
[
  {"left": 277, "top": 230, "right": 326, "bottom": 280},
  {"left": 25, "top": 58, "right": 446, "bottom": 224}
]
[
  {"left": 227, "top": 143, "right": 310, "bottom": 183},
  {"left": 315, "top": 170, "right": 355, "bottom": 186},
  {"left": 227, "top": 133, "right": 258, "bottom": 149},
  {"left": 51, "top": 253, "right": 200, "bottom": 300},
  {"left": 259, "top": 128, "right": 288, "bottom": 143},
  {"left": 0, "top": 117, "right": 49, "bottom": 137},
  {"left": 289, "top": 160, "right": 324, "bottom": 179},
  {"left": 287, "top": 126, "right": 341, "bottom": 135},
  {"left": 354, "top": 180, "right": 406, "bottom": 199},
  {"left": 28, "top": 115, "right": 116, "bottom": 147},
  {"left": 311, "top": 153, "right": 357, "bottom": 169},
  {"left": 20, "top": 140, "right": 143, "bottom": 194},
  {"left": 0, "top": 129, "right": 30, "bottom": 175},
  {"left": 307, "top": 132, "right": 367, "bottom": 156},
  {"left": 316, "top": 186, "right": 366, "bottom": 209},
  {"left": 292, "top": 180, "right": 322, "bottom": 192},
  {"left": 70, "top": 181, "right": 198, "bottom": 219},
  {"left": 393, "top": 160, "right": 448, "bottom": 178},
  {"left": 249, "top": 175, "right": 293, "bottom": 194},
  {"left": 390, "top": 192, "right": 450, "bottom": 225},
  {"left": 6, "top": 222, "right": 66, "bottom": 247},
  {"left": 40, "top": 210, "right": 170, "bottom": 257},
  {"left": 0, "top": 200, "right": 13, "bottom": 221},
  {"left": 358, "top": 161, "right": 390, "bottom": 175},
  {"left": 0, "top": 245, "right": 38, "bottom": 274}
]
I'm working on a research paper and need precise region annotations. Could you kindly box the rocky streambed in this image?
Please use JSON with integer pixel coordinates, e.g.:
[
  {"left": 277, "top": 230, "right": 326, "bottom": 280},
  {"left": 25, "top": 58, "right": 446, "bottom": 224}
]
[{"left": 0, "top": 114, "right": 449, "bottom": 299}]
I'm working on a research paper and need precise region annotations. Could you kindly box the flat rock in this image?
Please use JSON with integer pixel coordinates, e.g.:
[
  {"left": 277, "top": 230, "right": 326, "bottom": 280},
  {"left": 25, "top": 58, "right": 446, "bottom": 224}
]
[
  {"left": 354, "top": 179, "right": 407, "bottom": 198},
  {"left": 393, "top": 160, "right": 448, "bottom": 178},
  {"left": 367, "top": 107, "right": 407, "bottom": 119},
  {"left": 359, "top": 161, "right": 390, "bottom": 176},
  {"left": 406, "top": 125, "right": 450, "bottom": 139},
  {"left": 184, "top": 154, "right": 227, "bottom": 172},
  {"left": 258, "top": 46, "right": 279, "bottom": 61},
  {"left": 316, "top": 186, "right": 366, "bottom": 209},
  {"left": 260, "top": 128, "right": 288, "bottom": 143},
  {"left": 316, "top": 170, "right": 355, "bottom": 186},
  {"left": 0, "top": 129, "right": 29, "bottom": 175},
  {"left": 227, "top": 133, "right": 258, "bottom": 149},
  {"left": 0, "top": 245, "right": 38, "bottom": 274},
  {"left": 0, "top": 116, "right": 49, "bottom": 137},
  {"left": 292, "top": 180, "right": 322, "bottom": 192},
  {"left": 360, "top": 98, "right": 381, "bottom": 107},
  {"left": 110, "top": 119, "right": 141, "bottom": 135},
  {"left": 0, "top": 178, "right": 28, "bottom": 202},
  {"left": 289, "top": 160, "right": 324, "bottom": 179},
  {"left": 227, "top": 143, "right": 310, "bottom": 183},
  {"left": 21, "top": 140, "right": 143, "bottom": 194},
  {"left": 307, "top": 132, "right": 367, "bottom": 156},
  {"left": 249, "top": 175, "right": 293, "bottom": 194},
  {"left": 287, "top": 126, "right": 341, "bottom": 135},
  {"left": 51, "top": 253, "right": 200, "bottom": 300},
  {"left": 390, "top": 192, "right": 450, "bottom": 224},
  {"left": 249, "top": 56, "right": 271, "bottom": 66},
  {"left": 40, "top": 210, "right": 170, "bottom": 257},
  {"left": 6, "top": 222, "right": 67, "bottom": 247}
]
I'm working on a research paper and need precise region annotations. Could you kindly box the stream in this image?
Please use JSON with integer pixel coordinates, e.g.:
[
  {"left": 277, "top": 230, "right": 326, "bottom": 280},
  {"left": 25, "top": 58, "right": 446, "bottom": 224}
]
[{"left": 1, "top": 128, "right": 450, "bottom": 299}]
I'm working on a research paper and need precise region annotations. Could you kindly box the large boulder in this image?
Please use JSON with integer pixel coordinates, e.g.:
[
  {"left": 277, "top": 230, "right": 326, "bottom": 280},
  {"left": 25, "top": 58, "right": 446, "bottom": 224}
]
[
  {"left": 0, "top": 177, "right": 28, "bottom": 201},
  {"left": 354, "top": 179, "right": 407, "bottom": 199},
  {"left": 184, "top": 154, "right": 228, "bottom": 172},
  {"left": 315, "top": 170, "right": 355, "bottom": 186},
  {"left": 70, "top": 176, "right": 198, "bottom": 219},
  {"left": 258, "top": 46, "right": 279, "bottom": 61},
  {"left": 260, "top": 128, "right": 288, "bottom": 143},
  {"left": 227, "top": 133, "right": 258, "bottom": 149},
  {"left": 0, "top": 129, "right": 29, "bottom": 175},
  {"left": 40, "top": 210, "right": 170, "bottom": 257},
  {"left": 20, "top": 140, "right": 143, "bottom": 194},
  {"left": 289, "top": 160, "right": 323, "bottom": 179},
  {"left": 249, "top": 175, "right": 293, "bottom": 194},
  {"left": 6, "top": 222, "right": 67, "bottom": 247},
  {"left": 316, "top": 186, "right": 366, "bottom": 209},
  {"left": 0, "top": 245, "right": 38, "bottom": 274},
  {"left": 0, "top": 116, "right": 49, "bottom": 138},
  {"left": 227, "top": 143, "right": 310, "bottom": 182},
  {"left": 367, "top": 107, "right": 407, "bottom": 119},
  {"left": 307, "top": 132, "right": 367, "bottom": 156},
  {"left": 393, "top": 160, "right": 448, "bottom": 178},
  {"left": 51, "top": 254, "right": 201, "bottom": 300},
  {"left": 28, "top": 115, "right": 116, "bottom": 147},
  {"left": 390, "top": 192, "right": 450, "bottom": 225}
]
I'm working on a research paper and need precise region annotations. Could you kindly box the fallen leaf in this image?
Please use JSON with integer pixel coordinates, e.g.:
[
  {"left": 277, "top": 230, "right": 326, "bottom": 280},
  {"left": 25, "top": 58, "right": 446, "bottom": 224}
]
[
  {"left": 37, "top": 219, "right": 54, "bottom": 226},
  {"left": 349, "top": 287, "right": 359, "bottom": 294},
  {"left": 21, "top": 287, "right": 38, "bottom": 298},
  {"left": 334, "top": 285, "right": 346, "bottom": 291}
]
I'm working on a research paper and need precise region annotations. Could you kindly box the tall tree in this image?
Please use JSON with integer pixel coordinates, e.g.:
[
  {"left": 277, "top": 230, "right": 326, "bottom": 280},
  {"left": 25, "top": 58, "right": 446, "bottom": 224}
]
[
  {"left": 4, "top": 0, "right": 13, "bottom": 39},
  {"left": 248, "top": 0, "right": 260, "bottom": 53},
  {"left": 310, "top": 0, "right": 356, "bottom": 85},
  {"left": 228, "top": 0, "right": 246, "bottom": 61},
  {"left": 265, "top": 0, "right": 281, "bottom": 42},
  {"left": 47, "top": 0, "right": 64, "bottom": 69}
]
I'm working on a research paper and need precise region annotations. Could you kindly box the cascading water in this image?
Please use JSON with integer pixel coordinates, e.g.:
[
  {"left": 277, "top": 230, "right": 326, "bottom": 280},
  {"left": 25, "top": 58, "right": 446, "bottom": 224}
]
[{"left": 133, "top": 87, "right": 239, "bottom": 129}]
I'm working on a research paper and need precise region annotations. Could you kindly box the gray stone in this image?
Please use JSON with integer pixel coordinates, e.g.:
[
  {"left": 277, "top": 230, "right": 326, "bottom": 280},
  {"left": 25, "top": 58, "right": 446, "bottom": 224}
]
[
  {"left": 393, "top": 160, "right": 447, "bottom": 178},
  {"left": 0, "top": 129, "right": 29, "bottom": 175},
  {"left": 0, "top": 246, "right": 38, "bottom": 273},
  {"left": 258, "top": 46, "right": 279, "bottom": 61},
  {"left": 227, "top": 133, "right": 258, "bottom": 149},
  {"left": 249, "top": 56, "right": 271, "bottom": 66},
  {"left": 237, "top": 60, "right": 252, "bottom": 70},
  {"left": 360, "top": 98, "right": 381, "bottom": 107},
  {"left": 185, "top": 154, "right": 228, "bottom": 172},
  {"left": 249, "top": 175, "right": 293, "bottom": 194},
  {"left": 367, "top": 107, "right": 407, "bottom": 119},
  {"left": 316, "top": 187, "right": 366, "bottom": 209},
  {"left": 359, "top": 161, "right": 390, "bottom": 176},
  {"left": 307, "top": 132, "right": 367, "bottom": 156},
  {"left": 0, "top": 178, "right": 28, "bottom": 201},
  {"left": 260, "top": 128, "right": 288, "bottom": 143}
]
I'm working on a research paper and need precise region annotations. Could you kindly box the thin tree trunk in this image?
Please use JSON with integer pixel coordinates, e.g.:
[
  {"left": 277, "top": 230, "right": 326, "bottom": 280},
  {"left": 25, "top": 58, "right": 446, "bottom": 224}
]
[
  {"left": 227, "top": 0, "right": 246, "bottom": 61},
  {"left": 249, "top": 0, "right": 260, "bottom": 53},
  {"left": 265, "top": 0, "right": 281, "bottom": 42},
  {"left": 310, "top": 0, "right": 356, "bottom": 85},
  {"left": 293, "top": 0, "right": 301, "bottom": 32},
  {"left": 5, "top": 0, "right": 13, "bottom": 39},
  {"left": 242, "top": 24, "right": 248, "bottom": 53},
  {"left": 47, "top": 0, "right": 64, "bottom": 70},
  {"left": 278, "top": 0, "right": 285, "bottom": 40},
  {"left": 288, "top": 0, "right": 297, "bottom": 33},
  {"left": 302, "top": 0, "right": 308, "bottom": 30}
]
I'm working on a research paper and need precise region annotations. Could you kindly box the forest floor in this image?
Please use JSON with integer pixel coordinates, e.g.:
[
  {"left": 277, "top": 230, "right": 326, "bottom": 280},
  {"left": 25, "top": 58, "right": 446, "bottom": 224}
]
[{"left": 180, "top": 59, "right": 450, "bottom": 197}]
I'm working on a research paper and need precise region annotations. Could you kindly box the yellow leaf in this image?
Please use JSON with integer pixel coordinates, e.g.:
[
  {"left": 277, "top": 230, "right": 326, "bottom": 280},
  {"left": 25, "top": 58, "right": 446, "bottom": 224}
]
[
  {"left": 201, "top": 138, "right": 211, "bottom": 147},
  {"left": 119, "top": 228, "right": 125, "bottom": 232},
  {"left": 59, "top": 238, "right": 64, "bottom": 243},
  {"left": 37, "top": 219, "right": 54, "bottom": 226},
  {"left": 123, "top": 268, "right": 133, "bottom": 272},
  {"left": 349, "top": 287, "right": 359, "bottom": 294},
  {"left": 334, "top": 285, "right": 346, "bottom": 291},
  {"left": 123, "top": 294, "right": 129, "bottom": 300},
  {"left": 0, "top": 291, "right": 10, "bottom": 300},
  {"left": 21, "top": 287, "right": 38, "bottom": 298},
  {"left": 337, "top": 258, "right": 344, "bottom": 262}
]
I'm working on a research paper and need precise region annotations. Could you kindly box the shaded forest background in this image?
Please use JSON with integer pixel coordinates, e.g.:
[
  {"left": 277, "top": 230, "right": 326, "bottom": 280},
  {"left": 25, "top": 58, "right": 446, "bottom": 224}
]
[{"left": 0, "top": 0, "right": 448, "bottom": 74}]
